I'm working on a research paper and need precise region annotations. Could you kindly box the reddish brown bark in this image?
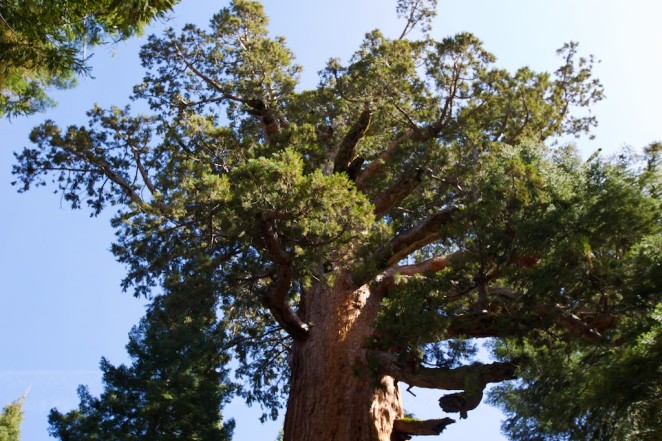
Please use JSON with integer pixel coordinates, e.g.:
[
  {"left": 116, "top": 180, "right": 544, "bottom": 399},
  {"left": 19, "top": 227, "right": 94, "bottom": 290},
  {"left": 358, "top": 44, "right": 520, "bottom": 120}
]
[{"left": 283, "top": 271, "right": 403, "bottom": 441}]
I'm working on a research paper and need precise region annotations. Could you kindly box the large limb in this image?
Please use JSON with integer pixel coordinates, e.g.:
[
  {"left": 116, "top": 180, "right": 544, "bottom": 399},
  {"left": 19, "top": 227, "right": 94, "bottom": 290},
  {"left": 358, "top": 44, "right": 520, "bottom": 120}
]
[
  {"left": 334, "top": 104, "right": 372, "bottom": 175},
  {"left": 360, "top": 205, "right": 458, "bottom": 284},
  {"left": 372, "top": 168, "right": 424, "bottom": 219},
  {"left": 375, "top": 352, "right": 516, "bottom": 419},
  {"left": 260, "top": 220, "right": 309, "bottom": 340}
]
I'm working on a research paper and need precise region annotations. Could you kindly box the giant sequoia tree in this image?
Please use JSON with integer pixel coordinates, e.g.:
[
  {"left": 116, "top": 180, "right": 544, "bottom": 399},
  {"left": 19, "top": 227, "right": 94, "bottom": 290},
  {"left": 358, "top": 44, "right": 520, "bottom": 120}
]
[{"left": 12, "top": 1, "right": 660, "bottom": 440}]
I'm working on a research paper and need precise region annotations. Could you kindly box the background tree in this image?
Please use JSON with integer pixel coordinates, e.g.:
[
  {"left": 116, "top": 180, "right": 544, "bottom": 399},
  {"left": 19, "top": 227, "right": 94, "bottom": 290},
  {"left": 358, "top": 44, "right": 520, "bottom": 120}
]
[
  {"left": 0, "top": 394, "right": 25, "bottom": 441},
  {"left": 0, "top": 0, "right": 179, "bottom": 118},
  {"left": 48, "top": 272, "right": 235, "bottom": 441},
  {"left": 11, "top": 1, "right": 660, "bottom": 440}
]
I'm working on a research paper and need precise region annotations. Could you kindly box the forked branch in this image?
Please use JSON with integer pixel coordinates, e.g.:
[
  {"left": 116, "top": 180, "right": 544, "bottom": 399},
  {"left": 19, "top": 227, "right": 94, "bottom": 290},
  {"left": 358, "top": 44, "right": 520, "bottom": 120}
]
[{"left": 368, "top": 205, "right": 458, "bottom": 276}]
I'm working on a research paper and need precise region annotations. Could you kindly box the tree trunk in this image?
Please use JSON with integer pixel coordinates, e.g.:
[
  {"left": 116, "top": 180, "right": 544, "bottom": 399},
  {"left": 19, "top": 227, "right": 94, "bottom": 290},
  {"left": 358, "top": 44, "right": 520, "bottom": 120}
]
[{"left": 283, "top": 271, "right": 403, "bottom": 441}]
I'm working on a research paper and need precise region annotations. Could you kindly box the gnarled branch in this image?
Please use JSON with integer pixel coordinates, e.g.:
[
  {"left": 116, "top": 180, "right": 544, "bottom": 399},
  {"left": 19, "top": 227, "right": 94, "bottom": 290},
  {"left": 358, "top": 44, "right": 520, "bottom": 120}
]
[
  {"left": 376, "top": 351, "right": 516, "bottom": 419},
  {"left": 377, "top": 352, "right": 516, "bottom": 391},
  {"left": 260, "top": 219, "right": 309, "bottom": 340}
]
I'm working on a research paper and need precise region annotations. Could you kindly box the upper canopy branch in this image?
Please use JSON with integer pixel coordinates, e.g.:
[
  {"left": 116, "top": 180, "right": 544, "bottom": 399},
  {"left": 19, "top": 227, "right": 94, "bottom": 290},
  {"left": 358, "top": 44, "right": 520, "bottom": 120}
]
[
  {"left": 354, "top": 97, "right": 451, "bottom": 190},
  {"left": 174, "top": 46, "right": 282, "bottom": 141},
  {"left": 72, "top": 144, "right": 153, "bottom": 213},
  {"left": 334, "top": 103, "right": 372, "bottom": 175},
  {"left": 372, "top": 168, "right": 424, "bottom": 219}
]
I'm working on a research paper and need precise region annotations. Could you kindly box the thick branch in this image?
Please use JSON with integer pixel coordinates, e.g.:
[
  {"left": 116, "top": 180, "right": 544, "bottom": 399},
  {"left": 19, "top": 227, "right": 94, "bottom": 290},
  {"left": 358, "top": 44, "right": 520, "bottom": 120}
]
[
  {"left": 393, "top": 418, "right": 455, "bottom": 438},
  {"left": 378, "top": 353, "right": 515, "bottom": 391},
  {"left": 334, "top": 105, "right": 371, "bottom": 174},
  {"left": 376, "top": 251, "right": 466, "bottom": 291},
  {"left": 355, "top": 128, "right": 416, "bottom": 189},
  {"left": 260, "top": 220, "right": 309, "bottom": 340},
  {"left": 372, "top": 168, "right": 423, "bottom": 219},
  {"left": 369, "top": 205, "right": 459, "bottom": 275},
  {"left": 378, "top": 352, "right": 516, "bottom": 419}
]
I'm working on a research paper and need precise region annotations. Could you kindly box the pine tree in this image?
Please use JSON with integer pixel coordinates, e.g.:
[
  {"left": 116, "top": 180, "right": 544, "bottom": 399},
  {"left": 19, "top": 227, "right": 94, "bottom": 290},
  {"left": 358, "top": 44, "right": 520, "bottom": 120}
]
[{"left": 12, "top": 1, "right": 660, "bottom": 440}]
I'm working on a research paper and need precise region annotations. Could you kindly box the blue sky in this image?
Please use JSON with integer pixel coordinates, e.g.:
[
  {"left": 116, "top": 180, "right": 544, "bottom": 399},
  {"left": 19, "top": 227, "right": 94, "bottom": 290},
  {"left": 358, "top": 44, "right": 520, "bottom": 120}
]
[{"left": 1, "top": 1, "right": 660, "bottom": 440}]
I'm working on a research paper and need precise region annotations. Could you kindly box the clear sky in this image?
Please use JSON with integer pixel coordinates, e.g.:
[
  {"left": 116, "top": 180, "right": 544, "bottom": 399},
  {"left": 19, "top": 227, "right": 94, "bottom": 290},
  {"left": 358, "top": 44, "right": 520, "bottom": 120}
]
[{"left": 1, "top": 1, "right": 660, "bottom": 440}]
